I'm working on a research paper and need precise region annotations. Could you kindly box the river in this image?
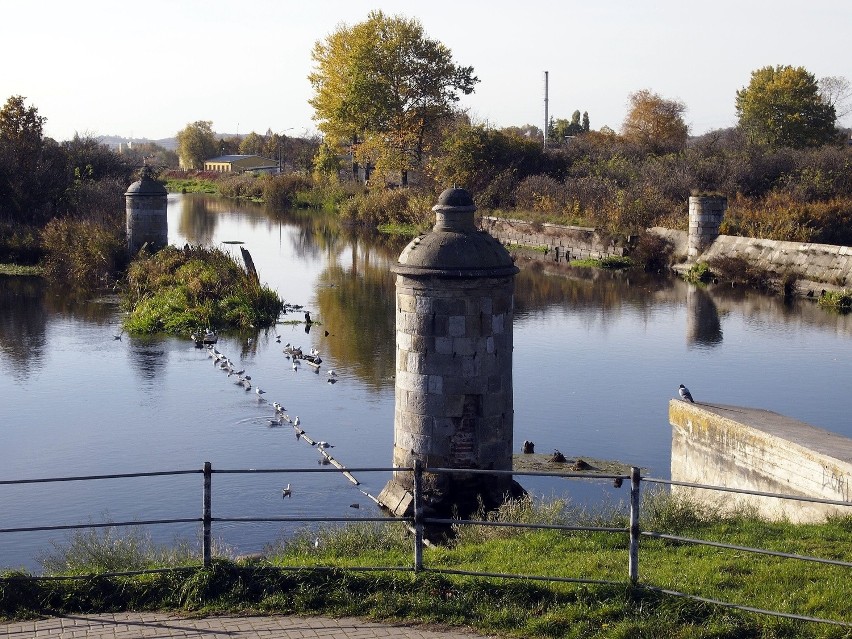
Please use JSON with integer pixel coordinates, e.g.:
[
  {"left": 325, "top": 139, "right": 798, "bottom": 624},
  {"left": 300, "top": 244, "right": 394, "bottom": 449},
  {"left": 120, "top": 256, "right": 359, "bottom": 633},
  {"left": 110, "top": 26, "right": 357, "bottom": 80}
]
[{"left": 1, "top": 193, "right": 851, "bottom": 572}]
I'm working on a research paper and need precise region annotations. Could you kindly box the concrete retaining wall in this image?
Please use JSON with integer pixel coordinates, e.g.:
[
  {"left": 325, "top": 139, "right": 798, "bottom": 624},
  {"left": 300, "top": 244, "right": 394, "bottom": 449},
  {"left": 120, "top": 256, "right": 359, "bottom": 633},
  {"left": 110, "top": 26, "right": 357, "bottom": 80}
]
[{"left": 669, "top": 401, "right": 852, "bottom": 522}]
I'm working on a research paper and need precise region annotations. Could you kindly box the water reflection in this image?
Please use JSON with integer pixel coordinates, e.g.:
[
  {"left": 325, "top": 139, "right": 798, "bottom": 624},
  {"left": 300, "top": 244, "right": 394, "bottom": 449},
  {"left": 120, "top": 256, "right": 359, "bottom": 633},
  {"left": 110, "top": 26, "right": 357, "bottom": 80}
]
[
  {"left": 0, "top": 276, "right": 47, "bottom": 376},
  {"left": 129, "top": 339, "right": 168, "bottom": 383},
  {"left": 685, "top": 285, "right": 723, "bottom": 348},
  {"left": 175, "top": 194, "right": 219, "bottom": 245},
  {"left": 316, "top": 239, "right": 397, "bottom": 392}
]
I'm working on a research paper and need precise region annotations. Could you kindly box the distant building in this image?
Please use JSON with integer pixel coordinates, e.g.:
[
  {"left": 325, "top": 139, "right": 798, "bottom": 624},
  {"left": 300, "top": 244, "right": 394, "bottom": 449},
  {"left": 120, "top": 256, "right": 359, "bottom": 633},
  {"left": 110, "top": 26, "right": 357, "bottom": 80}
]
[{"left": 204, "top": 155, "right": 278, "bottom": 174}]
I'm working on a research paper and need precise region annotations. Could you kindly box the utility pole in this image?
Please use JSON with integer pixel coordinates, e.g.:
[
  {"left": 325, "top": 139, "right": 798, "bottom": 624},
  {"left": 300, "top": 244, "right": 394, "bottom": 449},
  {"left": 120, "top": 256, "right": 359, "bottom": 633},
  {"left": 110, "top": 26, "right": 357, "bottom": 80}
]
[{"left": 543, "top": 71, "right": 549, "bottom": 151}]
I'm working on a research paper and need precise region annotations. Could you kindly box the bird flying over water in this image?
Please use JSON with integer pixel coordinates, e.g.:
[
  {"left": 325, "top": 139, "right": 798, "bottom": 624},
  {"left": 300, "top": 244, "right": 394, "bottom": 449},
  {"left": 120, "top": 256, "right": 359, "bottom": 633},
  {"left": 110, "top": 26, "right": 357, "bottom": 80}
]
[{"left": 678, "top": 384, "right": 694, "bottom": 403}]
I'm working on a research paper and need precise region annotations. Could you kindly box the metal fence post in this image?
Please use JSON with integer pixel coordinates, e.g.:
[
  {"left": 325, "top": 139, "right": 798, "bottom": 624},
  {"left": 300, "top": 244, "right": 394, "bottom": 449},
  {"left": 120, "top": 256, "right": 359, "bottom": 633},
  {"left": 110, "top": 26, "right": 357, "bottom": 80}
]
[
  {"left": 628, "top": 466, "right": 640, "bottom": 584},
  {"left": 413, "top": 459, "right": 423, "bottom": 573},
  {"left": 203, "top": 461, "right": 212, "bottom": 568}
]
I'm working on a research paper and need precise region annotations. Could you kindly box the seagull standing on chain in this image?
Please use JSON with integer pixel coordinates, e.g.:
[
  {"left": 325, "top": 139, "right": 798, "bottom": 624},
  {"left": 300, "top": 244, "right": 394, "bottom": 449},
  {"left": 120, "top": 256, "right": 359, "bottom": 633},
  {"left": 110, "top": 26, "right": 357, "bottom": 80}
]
[{"left": 678, "top": 384, "right": 695, "bottom": 403}]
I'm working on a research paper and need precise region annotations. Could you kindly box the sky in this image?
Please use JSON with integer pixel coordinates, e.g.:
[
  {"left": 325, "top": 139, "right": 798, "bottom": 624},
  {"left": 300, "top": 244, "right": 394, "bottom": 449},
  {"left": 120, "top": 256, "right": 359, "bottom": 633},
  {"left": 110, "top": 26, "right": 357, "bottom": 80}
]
[{"left": 2, "top": 0, "right": 850, "bottom": 143}]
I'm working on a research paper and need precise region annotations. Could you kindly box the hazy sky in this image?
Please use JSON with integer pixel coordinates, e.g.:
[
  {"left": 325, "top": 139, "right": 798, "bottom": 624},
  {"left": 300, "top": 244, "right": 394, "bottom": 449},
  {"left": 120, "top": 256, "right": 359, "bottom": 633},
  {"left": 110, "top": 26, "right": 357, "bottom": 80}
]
[{"left": 3, "top": 0, "right": 850, "bottom": 142}]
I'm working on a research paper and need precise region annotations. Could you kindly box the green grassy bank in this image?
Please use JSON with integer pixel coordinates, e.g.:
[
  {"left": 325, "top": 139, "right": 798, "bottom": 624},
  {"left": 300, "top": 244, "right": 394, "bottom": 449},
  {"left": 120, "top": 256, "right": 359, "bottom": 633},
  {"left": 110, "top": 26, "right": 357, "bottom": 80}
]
[{"left": 2, "top": 495, "right": 851, "bottom": 637}]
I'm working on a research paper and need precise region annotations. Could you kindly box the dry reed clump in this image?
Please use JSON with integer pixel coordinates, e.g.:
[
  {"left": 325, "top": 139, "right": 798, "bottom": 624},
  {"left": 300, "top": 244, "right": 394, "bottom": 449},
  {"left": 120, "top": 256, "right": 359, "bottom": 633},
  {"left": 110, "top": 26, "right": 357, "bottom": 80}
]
[
  {"left": 40, "top": 217, "right": 127, "bottom": 289},
  {"left": 339, "top": 187, "right": 432, "bottom": 228}
]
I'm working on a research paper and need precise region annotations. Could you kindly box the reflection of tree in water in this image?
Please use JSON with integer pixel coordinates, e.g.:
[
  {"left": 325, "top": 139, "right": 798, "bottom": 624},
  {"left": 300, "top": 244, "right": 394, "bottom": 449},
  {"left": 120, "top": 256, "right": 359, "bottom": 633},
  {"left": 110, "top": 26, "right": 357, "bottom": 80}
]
[
  {"left": 686, "top": 285, "right": 723, "bottom": 348},
  {"left": 514, "top": 259, "right": 677, "bottom": 321},
  {"left": 177, "top": 195, "right": 219, "bottom": 245},
  {"left": 315, "top": 238, "right": 396, "bottom": 392},
  {"left": 129, "top": 338, "right": 168, "bottom": 383},
  {"left": 0, "top": 276, "right": 47, "bottom": 376}
]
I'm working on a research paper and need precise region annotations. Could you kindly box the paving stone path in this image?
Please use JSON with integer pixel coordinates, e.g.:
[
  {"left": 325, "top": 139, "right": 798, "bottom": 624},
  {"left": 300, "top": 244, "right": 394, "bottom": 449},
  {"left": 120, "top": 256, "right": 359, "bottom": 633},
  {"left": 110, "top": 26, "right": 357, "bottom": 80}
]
[{"left": 0, "top": 612, "right": 501, "bottom": 638}]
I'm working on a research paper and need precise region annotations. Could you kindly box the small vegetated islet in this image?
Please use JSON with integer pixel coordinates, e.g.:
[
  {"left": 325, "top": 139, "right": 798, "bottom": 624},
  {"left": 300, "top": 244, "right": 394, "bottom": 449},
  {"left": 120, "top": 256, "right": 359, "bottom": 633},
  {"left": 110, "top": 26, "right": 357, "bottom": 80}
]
[{"left": 121, "top": 245, "right": 283, "bottom": 335}]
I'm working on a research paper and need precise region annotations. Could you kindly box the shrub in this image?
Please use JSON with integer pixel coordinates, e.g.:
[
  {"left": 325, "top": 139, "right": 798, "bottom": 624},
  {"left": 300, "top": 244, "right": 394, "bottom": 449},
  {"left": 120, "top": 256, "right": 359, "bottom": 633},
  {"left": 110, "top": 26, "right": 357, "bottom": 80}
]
[
  {"left": 40, "top": 217, "right": 127, "bottom": 289},
  {"left": 217, "top": 173, "right": 263, "bottom": 200},
  {"left": 708, "top": 254, "right": 773, "bottom": 290},
  {"left": 631, "top": 232, "right": 674, "bottom": 272},
  {"left": 261, "top": 173, "right": 313, "bottom": 209},
  {"left": 0, "top": 222, "right": 42, "bottom": 265},
  {"left": 339, "top": 187, "right": 431, "bottom": 229},
  {"left": 514, "top": 175, "right": 565, "bottom": 214}
]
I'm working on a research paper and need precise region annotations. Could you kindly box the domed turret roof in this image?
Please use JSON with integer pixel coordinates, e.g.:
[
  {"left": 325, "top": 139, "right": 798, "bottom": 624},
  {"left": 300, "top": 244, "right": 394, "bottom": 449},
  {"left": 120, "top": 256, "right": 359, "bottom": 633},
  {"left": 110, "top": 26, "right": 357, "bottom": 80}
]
[
  {"left": 394, "top": 188, "right": 518, "bottom": 278},
  {"left": 125, "top": 166, "right": 167, "bottom": 196}
]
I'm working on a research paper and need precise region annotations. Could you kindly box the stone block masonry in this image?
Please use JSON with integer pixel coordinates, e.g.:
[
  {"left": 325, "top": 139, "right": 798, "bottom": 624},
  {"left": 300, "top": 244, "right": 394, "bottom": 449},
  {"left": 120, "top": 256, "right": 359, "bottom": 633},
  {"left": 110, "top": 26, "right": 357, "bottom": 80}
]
[{"left": 482, "top": 217, "right": 631, "bottom": 262}]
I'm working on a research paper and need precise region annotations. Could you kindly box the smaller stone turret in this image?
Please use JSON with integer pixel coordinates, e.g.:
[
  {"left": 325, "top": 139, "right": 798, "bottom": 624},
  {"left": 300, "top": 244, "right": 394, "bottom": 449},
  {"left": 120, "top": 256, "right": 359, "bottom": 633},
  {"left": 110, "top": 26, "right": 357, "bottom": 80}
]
[{"left": 125, "top": 165, "right": 168, "bottom": 254}]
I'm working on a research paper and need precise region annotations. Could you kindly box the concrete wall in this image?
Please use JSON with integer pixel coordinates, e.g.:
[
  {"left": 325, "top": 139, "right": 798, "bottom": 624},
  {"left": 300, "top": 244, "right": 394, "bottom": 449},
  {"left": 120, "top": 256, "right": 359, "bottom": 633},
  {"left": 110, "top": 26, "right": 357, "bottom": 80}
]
[
  {"left": 482, "top": 217, "right": 631, "bottom": 262},
  {"left": 669, "top": 401, "right": 852, "bottom": 522}
]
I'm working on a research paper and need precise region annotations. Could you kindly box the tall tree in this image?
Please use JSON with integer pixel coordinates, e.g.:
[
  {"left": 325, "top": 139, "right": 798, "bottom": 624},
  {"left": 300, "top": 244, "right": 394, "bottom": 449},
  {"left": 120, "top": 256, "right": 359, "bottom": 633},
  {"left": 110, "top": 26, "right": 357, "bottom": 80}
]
[
  {"left": 176, "top": 121, "right": 217, "bottom": 169},
  {"left": 818, "top": 75, "right": 852, "bottom": 121},
  {"left": 736, "top": 65, "right": 837, "bottom": 148},
  {"left": 239, "top": 131, "right": 267, "bottom": 156},
  {"left": 309, "top": 10, "right": 478, "bottom": 186},
  {"left": 622, "top": 90, "right": 688, "bottom": 154},
  {"left": 0, "top": 96, "right": 53, "bottom": 221}
]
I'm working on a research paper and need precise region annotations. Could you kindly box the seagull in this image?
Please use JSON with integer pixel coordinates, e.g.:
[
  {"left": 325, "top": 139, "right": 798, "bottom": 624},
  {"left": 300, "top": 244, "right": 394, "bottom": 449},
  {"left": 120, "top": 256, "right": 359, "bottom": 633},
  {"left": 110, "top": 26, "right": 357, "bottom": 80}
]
[
  {"left": 112, "top": 329, "right": 124, "bottom": 340},
  {"left": 282, "top": 483, "right": 291, "bottom": 498},
  {"left": 678, "top": 384, "right": 695, "bottom": 403},
  {"left": 256, "top": 387, "right": 266, "bottom": 397},
  {"left": 327, "top": 370, "right": 337, "bottom": 378},
  {"left": 292, "top": 362, "right": 298, "bottom": 371},
  {"left": 316, "top": 441, "right": 333, "bottom": 449},
  {"left": 293, "top": 416, "right": 300, "bottom": 427}
]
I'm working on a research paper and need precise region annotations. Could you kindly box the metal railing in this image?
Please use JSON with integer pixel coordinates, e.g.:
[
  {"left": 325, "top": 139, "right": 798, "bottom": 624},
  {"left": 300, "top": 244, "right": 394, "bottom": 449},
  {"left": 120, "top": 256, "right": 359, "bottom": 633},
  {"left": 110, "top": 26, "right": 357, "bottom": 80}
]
[{"left": 1, "top": 461, "right": 851, "bottom": 627}]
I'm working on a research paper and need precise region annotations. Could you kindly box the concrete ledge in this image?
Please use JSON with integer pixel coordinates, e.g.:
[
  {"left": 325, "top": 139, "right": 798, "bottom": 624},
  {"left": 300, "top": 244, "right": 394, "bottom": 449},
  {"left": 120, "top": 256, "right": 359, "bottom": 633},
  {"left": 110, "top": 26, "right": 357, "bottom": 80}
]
[{"left": 669, "top": 400, "right": 852, "bottom": 522}]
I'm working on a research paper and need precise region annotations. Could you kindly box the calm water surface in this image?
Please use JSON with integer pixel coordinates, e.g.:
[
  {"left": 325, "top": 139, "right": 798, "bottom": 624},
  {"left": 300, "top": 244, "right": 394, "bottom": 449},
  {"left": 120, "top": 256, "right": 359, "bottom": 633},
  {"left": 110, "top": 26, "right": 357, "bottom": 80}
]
[{"left": 1, "top": 194, "right": 851, "bottom": 571}]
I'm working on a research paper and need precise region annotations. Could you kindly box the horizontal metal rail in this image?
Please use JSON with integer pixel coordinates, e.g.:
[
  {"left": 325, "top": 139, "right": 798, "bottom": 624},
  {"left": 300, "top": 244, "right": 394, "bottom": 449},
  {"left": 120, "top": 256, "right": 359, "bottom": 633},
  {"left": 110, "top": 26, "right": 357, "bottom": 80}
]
[
  {"left": 212, "top": 466, "right": 406, "bottom": 475},
  {"left": 638, "top": 584, "right": 852, "bottom": 629},
  {"left": 0, "top": 469, "right": 201, "bottom": 485},
  {"left": 426, "top": 518, "right": 626, "bottom": 534},
  {"left": 1, "top": 566, "right": 201, "bottom": 581},
  {"left": 0, "top": 518, "right": 200, "bottom": 534},
  {"left": 212, "top": 516, "right": 407, "bottom": 524},
  {"left": 642, "top": 531, "right": 852, "bottom": 568},
  {"left": 424, "top": 567, "right": 622, "bottom": 587},
  {"left": 644, "top": 476, "right": 852, "bottom": 508}
]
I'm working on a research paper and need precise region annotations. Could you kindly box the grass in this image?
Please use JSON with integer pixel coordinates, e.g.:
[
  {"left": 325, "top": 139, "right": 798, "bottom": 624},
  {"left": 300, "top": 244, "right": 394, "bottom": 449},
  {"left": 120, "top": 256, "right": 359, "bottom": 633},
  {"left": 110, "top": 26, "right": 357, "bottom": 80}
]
[
  {"left": 818, "top": 290, "right": 852, "bottom": 313},
  {"left": 3, "top": 494, "right": 852, "bottom": 637},
  {"left": 165, "top": 178, "right": 219, "bottom": 194},
  {"left": 377, "top": 222, "right": 422, "bottom": 237},
  {"left": 0, "top": 264, "right": 43, "bottom": 276},
  {"left": 570, "top": 255, "right": 633, "bottom": 270}
]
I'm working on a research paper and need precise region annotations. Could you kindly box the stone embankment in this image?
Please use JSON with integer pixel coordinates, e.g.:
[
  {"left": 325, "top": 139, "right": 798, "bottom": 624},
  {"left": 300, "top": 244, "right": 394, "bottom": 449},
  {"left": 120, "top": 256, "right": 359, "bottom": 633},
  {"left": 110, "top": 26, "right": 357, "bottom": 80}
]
[
  {"left": 481, "top": 217, "right": 631, "bottom": 263},
  {"left": 651, "top": 227, "right": 852, "bottom": 294},
  {"left": 482, "top": 214, "right": 852, "bottom": 294}
]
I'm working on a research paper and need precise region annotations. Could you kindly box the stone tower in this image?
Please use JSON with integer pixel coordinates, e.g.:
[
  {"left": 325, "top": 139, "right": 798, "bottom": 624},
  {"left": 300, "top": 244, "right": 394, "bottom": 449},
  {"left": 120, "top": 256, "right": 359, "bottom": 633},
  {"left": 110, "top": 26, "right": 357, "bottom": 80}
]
[
  {"left": 687, "top": 195, "right": 726, "bottom": 260},
  {"left": 125, "top": 165, "right": 168, "bottom": 254},
  {"left": 379, "top": 188, "right": 520, "bottom": 518}
]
